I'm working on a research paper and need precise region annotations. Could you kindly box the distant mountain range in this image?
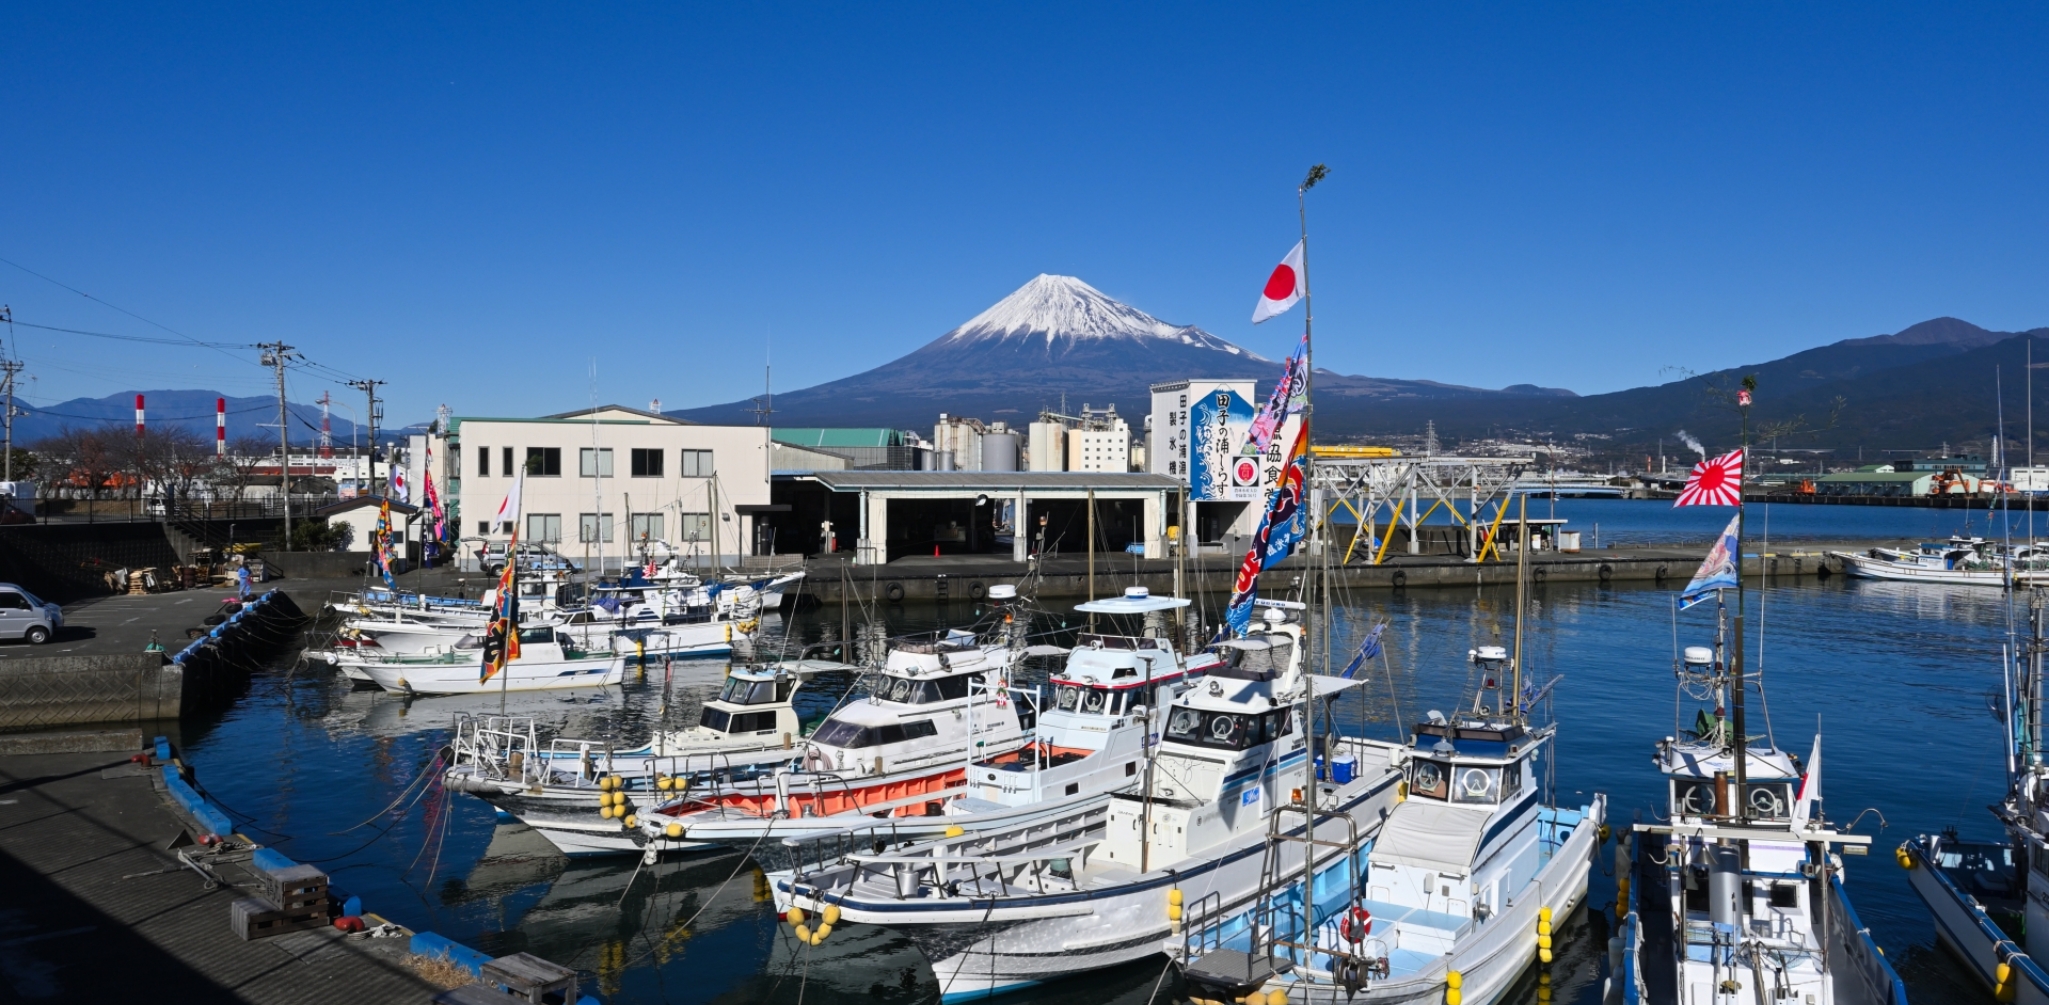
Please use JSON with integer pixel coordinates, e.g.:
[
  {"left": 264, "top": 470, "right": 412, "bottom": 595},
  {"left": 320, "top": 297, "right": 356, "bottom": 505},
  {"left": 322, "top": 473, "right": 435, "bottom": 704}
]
[
  {"left": 1316, "top": 317, "right": 2047, "bottom": 455},
  {"left": 13, "top": 389, "right": 369, "bottom": 448},
  {"left": 671, "top": 275, "right": 1572, "bottom": 427}
]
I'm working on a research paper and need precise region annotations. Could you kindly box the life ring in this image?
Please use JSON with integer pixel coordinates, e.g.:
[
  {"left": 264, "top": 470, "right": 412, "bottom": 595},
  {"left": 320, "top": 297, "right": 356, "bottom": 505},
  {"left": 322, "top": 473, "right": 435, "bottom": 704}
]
[
  {"left": 1390, "top": 571, "right": 1407, "bottom": 589},
  {"left": 969, "top": 581, "right": 987, "bottom": 600},
  {"left": 885, "top": 582, "right": 905, "bottom": 603},
  {"left": 1339, "top": 906, "right": 1372, "bottom": 943}
]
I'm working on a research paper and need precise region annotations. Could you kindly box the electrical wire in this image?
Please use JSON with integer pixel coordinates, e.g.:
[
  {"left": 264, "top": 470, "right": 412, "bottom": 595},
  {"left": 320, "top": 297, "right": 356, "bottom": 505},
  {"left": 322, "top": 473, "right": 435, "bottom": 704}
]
[
  {"left": 0, "top": 256, "right": 260, "bottom": 370},
  {"left": 7, "top": 318, "right": 246, "bottom": 349}
]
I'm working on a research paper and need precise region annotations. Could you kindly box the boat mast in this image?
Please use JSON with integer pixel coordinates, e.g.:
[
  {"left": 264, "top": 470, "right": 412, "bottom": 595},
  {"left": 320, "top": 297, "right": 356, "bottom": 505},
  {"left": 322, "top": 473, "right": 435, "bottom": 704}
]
[
  {"left": 1508, "top": 492, "right": 1527, "bottom": 721},
  {"left": 1730, "top": 376, "right": 1755, "bottom": 822},
  {"left": 1296, "top": 162, "right": 1326, "bottom": 949}
]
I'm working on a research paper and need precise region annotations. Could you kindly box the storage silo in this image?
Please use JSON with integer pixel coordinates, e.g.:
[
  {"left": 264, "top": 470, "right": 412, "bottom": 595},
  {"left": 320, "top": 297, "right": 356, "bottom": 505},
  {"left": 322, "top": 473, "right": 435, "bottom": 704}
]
[{"left": 982, "top": 431, "right": 1020, "bottom": 472}]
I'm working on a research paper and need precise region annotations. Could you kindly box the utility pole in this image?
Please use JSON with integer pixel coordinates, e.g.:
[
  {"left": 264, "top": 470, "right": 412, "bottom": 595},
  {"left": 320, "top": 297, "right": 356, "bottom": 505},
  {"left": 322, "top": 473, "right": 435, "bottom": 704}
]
[
  {"left": 0, "top": 359, "right": 21, "bottom": 483},
  {"left": 348, "top": 379, "right": 386, "bottom": 497},
  {"left": 258, "top": 343, "right": 299, "bottom": 548}
]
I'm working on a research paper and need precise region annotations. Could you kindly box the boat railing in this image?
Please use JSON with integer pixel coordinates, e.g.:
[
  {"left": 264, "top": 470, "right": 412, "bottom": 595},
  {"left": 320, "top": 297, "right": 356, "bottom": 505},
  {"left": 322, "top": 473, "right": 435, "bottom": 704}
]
[
  {"left": 1179, "top": 889, "right": 1232, "bottom": 959},
  {"left": 449, "top": 713, "right": 541, "bottom": 783}
]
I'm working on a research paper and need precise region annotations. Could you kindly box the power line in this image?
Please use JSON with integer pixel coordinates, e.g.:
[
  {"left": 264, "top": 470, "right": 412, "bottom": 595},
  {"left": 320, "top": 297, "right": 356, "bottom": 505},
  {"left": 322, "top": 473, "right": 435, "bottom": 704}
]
[
  {"left": 7, "top": 318, "right": 246, "bottom": 349},
  {"left": 0, "top": 255, "right": 258, "bottom": 369}
]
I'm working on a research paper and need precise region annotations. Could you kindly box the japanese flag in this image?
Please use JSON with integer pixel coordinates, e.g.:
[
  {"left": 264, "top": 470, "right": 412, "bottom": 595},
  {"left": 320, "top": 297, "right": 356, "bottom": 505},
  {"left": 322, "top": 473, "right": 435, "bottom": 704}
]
[
  {"left": 491, "top": 470, "right": 525, "bottom": 533},
  {"left": 1251, "top": 241, "right": 1306, "bottom": 323}
]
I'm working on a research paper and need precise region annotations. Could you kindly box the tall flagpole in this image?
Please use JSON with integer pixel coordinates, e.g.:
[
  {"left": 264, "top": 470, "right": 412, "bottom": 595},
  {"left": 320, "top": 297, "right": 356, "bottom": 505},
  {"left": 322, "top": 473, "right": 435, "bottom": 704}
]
[
  {"left": 1295, "top": 162, "right": 1327, "bottom": 959},
  {"left": 1730, "top": 377, "right": 1754, "bottom": 821}
]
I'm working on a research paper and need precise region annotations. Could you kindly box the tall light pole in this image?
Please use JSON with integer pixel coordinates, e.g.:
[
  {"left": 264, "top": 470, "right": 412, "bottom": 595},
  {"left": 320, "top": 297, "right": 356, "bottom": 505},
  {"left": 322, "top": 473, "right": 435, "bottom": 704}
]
[{"left": 258, "top": 343, "right": 298, "bottom": 547}]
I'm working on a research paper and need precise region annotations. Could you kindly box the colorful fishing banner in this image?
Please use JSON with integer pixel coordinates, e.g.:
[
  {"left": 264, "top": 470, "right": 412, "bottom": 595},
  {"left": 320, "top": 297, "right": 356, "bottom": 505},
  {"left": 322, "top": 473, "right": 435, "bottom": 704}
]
[
  {"left": 372, "top": 498, "right": 396, "bottom": 589},
  {"left": 1679, "top": 512, "right": 1741, "bottom": 610},
  {"left": 422, "top": 446, "right": 446, "bottom": 568},
  {"left": 1226, "top": 423, "right": 1311, "bottom": 636},
  {"left": 480, "top": 533, "right": 520, "bottom": 683},
  {"left": 1243, "top": 332, "right": 1307, "bottom": 459},
  {"left": 1339, "top": 623, "right": 1386, "bottom": 679}
]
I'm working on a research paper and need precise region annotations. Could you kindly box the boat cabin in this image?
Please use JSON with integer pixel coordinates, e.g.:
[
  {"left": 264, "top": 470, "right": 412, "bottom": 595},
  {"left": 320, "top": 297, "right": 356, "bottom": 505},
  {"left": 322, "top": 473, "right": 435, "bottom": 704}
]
[
  {"left": 662, "top": 667, "right": 804, "bottom": 752},
  {"left": 802, "top": 627, "right": 1026, "bottom": 778}
]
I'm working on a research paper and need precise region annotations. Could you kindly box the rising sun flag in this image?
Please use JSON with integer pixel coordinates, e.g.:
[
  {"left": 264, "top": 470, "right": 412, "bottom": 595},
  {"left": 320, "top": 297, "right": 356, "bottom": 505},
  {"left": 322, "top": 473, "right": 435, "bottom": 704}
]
[{"left": 1675, "top": 448, "right": 1745, "bottom": 507}]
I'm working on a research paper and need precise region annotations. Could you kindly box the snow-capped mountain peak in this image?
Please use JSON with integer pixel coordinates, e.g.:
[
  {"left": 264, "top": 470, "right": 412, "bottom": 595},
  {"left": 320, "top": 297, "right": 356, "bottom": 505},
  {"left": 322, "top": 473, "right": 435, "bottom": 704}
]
[{"left": 939, "top": 274, "right": 1263, "bottom": 359}]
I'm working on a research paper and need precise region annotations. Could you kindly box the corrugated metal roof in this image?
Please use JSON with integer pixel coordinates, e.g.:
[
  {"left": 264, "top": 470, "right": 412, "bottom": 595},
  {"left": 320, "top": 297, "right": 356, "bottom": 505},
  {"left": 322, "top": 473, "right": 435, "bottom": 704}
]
[
  {"left": 795, "top": 471, "right": 1182, "bottom": 492},
  {"left": 772, "top": 428, "right": 904, "bottom": 448},
  {"left": 1816, "top": 471, "right": 1929, "bottom": 483}
]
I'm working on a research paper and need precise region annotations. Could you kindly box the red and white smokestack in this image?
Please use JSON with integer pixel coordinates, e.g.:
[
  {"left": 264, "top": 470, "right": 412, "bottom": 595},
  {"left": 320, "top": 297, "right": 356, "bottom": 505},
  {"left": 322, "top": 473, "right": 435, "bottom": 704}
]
[
  {"left": 216, "top": 398, "right": 227, "bottom": 456},
  {"left": 135, "top": 394, "right": 145, "bottom": 438}
]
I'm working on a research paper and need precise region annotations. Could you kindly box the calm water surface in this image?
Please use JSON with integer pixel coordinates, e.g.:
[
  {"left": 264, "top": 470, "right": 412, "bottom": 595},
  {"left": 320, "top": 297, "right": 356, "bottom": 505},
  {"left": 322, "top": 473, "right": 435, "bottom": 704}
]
[{"left": 183, "top": 573, "right": 2010, "bottom": 1004}]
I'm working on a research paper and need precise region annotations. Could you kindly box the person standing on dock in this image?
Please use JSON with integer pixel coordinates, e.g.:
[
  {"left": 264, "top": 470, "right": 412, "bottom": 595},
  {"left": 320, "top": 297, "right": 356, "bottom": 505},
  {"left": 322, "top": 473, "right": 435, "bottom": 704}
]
[{"left": 236, "top": 561, "right": 251, "bottom": 600}]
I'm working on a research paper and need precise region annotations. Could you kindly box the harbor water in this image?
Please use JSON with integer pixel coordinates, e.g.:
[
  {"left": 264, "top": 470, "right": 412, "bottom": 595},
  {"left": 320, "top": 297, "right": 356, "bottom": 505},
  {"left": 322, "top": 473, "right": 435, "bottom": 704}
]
[{"left": 179, "top": 568, "right": 2007, "bottom": 1003}]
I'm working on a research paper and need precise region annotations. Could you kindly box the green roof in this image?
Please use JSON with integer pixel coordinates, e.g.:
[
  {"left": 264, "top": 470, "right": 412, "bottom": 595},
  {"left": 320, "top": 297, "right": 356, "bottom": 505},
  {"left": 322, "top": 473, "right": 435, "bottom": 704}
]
[{"left": 771, "top": 428, "right": 904, "bottom": 448}]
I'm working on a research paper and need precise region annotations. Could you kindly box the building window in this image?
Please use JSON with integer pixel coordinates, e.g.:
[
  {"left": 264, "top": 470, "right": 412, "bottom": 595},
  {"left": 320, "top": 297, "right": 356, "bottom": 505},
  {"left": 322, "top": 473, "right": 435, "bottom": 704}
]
[
  {"left": 526, "top": 447, "right": 561, "bottom": 477},
  {"left": 681, "top": 450, "right": 714, "bottom": 478},
  {"left": 679, "top": 512, "right": 711, "bottom": 542},
  {"left": 630, "top": 448, "right": 665, "bottom": 477},
  {"left": 527, "top": 513, "right": 562, "bottom": 543},
  {"left": 478, "top": 520, "right": 491, "bottom": 535},
  {"left": 502, "top": 447, "right": 514, "bottom": 476},
  {"left": 579, "top": 448, "right": 614, "bottom": 477},
  {"left": 578, "top": 512, "right": 615, "bottom": 543},
  {"left": 630, "top": 512, "right": 665, "bottom": 542},
  {"left": 477, "top": 446, "right": 491, "bottom": 476}
]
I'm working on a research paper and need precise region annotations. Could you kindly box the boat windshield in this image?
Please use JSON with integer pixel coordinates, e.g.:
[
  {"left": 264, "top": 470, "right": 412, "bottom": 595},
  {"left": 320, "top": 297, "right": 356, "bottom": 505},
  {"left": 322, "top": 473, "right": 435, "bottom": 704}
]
[
  {"left": 700, "top": 707, "right": 778, "bottom": 734},
  {"left": 810, "top": 716, "right": 939, "bottom": 749},
  {"left": 1164, "top": 706, "right": 1290, "bottom": 751},
  {"left": 860, "top": 672, "right": 984, "bottom": 704},
  {"left": 720, "top": 676, "right": 791, "bottom": 706},
  {"left": 1054, "top": 683, "right": 1118, "bottom": 715}
]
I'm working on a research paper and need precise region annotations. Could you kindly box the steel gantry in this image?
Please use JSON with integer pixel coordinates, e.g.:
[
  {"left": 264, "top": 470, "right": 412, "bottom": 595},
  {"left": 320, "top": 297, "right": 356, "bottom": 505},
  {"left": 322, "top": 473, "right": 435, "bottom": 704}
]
[{"left": 1308, "top": 452, "right": 1534, "bottom": 564}]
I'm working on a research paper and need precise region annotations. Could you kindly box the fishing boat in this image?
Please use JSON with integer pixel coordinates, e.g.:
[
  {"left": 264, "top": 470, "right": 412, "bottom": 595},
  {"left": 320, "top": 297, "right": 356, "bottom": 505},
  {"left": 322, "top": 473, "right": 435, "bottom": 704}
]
[
  {"left": 1175, "top": 494, "right": 1604, "bottom": 1005},
  {"left": 347, "top": 625, "right": 626, "bottom": 695},
  {"left": 1898, "top": 592, "right": 2049, "bottom": 1002},
  {"left": 1608, "top": 617, "right": 1904, "bottom": 1004},
  {"left": 768, "top": 604, "right": 1406, "bottom": 1001},
  {"left": 444, "top": 662, "right": 828, "bottom": 856},
  {"left": 1830, "top": 536, "right": 2049, "bottom": 586},
  {"left": 666, "top": 587, "right": 1222, "bottom": 863}
]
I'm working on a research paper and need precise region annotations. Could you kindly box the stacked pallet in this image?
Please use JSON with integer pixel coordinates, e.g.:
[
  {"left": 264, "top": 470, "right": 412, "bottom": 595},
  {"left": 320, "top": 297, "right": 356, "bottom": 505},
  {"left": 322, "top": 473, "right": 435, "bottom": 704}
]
[{"left": 230, "top": 858, "right": 331, "bottom": 940}]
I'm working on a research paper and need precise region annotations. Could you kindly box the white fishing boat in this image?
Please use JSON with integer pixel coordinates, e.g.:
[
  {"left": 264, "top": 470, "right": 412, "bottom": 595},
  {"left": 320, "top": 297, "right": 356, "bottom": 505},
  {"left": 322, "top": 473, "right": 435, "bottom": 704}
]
[
  {"left": 347, "top": 625, "right": 626, "bottom": 695},
  {"left": 770, "top": 605, "right": 1407, "bottom": 1001},
  {"left": 1830, "top": 536, "right": 2049, "bottom": 586},
  {"left": 1899, "top": 592, "right": 2049, "bottom": 1003},
  {"left": 444, "top": 663, "right": 829, "bottom": 856},
  {"left": 667, "top": 587, "right": 1224, "bottom": 865},
  {"left": 1608, "top": 630, "right": 1904, "bottom": 1005}
]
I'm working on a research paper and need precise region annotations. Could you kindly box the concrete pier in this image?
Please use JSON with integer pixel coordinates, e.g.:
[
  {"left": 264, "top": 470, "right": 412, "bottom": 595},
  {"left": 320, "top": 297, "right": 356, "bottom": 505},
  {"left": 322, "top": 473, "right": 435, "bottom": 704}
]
[
  {"left": 790, "top": 543, "right": 1860, "bottom": 604},
  {"left": 0, "top": 745, "right": 444, "bottom": 1001}
]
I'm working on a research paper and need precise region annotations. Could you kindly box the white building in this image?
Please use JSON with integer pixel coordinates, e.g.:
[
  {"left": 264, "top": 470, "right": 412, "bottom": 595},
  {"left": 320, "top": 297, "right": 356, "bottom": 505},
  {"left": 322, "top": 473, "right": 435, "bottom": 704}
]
[
  {"left": 1066, "top": 421, "right": 1132, "bottom": 472},
  {"left": 443, "top": 405, "right": 774, "bottom": 569},
  {"left": 1027, "top": 419, "right": 1066, "bottom": 472}
]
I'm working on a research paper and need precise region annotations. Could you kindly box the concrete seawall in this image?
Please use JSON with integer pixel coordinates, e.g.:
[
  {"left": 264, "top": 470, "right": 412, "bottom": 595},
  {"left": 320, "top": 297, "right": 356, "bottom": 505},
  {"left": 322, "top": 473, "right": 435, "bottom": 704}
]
[{"left": 0, "top": 590, "right": 308, "bottom": 732}]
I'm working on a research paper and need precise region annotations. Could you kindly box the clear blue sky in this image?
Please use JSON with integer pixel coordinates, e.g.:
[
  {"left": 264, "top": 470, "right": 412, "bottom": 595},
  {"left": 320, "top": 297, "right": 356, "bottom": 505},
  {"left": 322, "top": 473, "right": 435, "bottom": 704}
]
[{"left": 5, "top": 3, "right": 2048, "bottom": 423}]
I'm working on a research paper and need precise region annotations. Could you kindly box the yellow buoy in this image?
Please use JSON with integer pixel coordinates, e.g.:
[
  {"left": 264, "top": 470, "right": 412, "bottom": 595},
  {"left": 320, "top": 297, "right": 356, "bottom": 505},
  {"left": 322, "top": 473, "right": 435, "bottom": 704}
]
[
  {"left": 810, "top": 929, "right": 827, "bottom": 946},
  {"left": 1598, "top": 823, "right": 1611, "bottom": 842},
  {"left": 945, "top": 825, "right": 965, "bottom": 838},
  {"left": 599, "top": 805, "right": 615, "bottom": 819},
  {"left": 1169, "top": 888, "right": 1184, "bottom": 905},
  {"left": 624, "top": 814, "right": 637, "bottom": 828},
  {"left": 794, "top": 923, "right": 811, "bottom": 942},
  {"left": 822, "top": 904, "right": 841, "bottom": 925},
  {"left": 1447, "top": 991, "right": 1462, "bottom": 1005},
  {"left": 666, "top": 822, "right": 684, "bottom": 839},
  {"left": 1896, "top": 846, "right": 1914, "bottom": 869},
  {"left": 657, "top": 776, "right": 673, "bottom": 791},
  {"left": 786, "top": 907, "right": 806, "bottom": 925},
  {"left": 1168, "top": 903, "right": 1184, "bottom": 921},
  {"left": 1538, "top": 905, "right": 1553, "bottom": 924},
  {"left": 1446, "top": 970, "right": 1463, "bottom": 989},
  {"left": 815, "top": 922, "right": 833, "bottom": 940},
  {"left": 1266, "top": 988, "right": 1289, "bottom": 1005},
  {"left": 1397, "top": 781, "right": 1409, "bottom": 803},
  {"left": 1540, "top": 947, "right": 1554, "bottom": 964}
]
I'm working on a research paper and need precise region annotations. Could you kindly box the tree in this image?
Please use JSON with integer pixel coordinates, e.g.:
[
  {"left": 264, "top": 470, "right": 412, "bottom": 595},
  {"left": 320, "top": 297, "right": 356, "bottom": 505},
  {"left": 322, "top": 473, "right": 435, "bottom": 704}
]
[{"left": 33, "top": 427, "right": 121, "bottom": 499}]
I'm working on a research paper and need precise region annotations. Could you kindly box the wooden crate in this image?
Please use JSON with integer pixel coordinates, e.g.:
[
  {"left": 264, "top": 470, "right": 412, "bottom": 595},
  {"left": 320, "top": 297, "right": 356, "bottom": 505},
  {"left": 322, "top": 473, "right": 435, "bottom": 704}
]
[{"left": 229, "top": 896, "right": 328, "bottom": 941}]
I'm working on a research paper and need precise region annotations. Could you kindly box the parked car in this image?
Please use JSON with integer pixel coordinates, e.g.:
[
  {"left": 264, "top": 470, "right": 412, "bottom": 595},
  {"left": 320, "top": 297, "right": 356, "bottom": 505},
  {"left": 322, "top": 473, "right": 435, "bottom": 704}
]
[{"left": 0, "top": 584, "right": 62, "bottom": 644}]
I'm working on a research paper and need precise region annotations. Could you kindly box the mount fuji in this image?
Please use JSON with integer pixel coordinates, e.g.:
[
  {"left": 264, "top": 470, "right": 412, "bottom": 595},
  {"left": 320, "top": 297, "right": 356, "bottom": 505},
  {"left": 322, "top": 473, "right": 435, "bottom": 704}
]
[{"left": 671, "top": 275, "right": 1570, "bottom": 429}]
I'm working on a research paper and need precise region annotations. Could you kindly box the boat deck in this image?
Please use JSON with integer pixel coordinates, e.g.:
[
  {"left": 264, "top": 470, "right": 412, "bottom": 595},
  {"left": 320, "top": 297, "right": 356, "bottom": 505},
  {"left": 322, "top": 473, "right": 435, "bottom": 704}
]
[{"left": 0, "top": 747, "right": 445, "bottom": 1002}]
